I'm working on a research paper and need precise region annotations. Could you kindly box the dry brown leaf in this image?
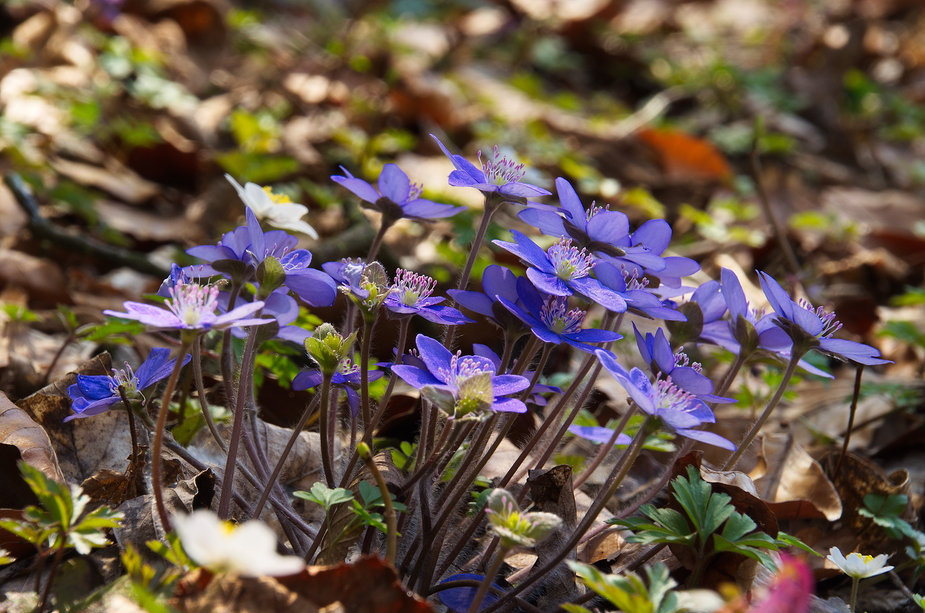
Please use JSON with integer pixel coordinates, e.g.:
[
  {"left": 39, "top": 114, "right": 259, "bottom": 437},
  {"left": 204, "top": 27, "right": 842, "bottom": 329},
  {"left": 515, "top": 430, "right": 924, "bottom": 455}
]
[
  {"left": 95, "top": 200, "right": 195, "bottom": 242},
  {"left": 15, "top": 353, "right": 151, "bottom": 485},
  {"left": 750, "top": 433, "right": 842, "bottom": 521},
  {"left": 174, "top": 572, "right": 322, "bottom": 613},
  {"left": 0, "top": 249, "right": 70, "bottom": 306},
  {"left": 0, "top": 390, "right": 65, "bottom": 482},
  {"left": 49, "top": 157, "right": 160, "bottom": 204},
  {"left": 279, "top": 556, "right": 434, "bottom": 613}
]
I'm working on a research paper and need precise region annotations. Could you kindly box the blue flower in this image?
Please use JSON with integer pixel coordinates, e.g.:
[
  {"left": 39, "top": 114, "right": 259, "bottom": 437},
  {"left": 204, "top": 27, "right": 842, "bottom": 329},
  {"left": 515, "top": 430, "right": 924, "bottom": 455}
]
[
  {"left": 758, "top": 271, "right": 890, "bottom": 366},
  {"left": 472, "top": 343, "right": 562, "bottom": 406},
  {"left": 292, "top": 360, "right": 384, "bottom": 417},
  {"left": 186, "top": 209, "right": 337, "bottom": 308},
  {"left": 432, "top": 135, "right": 552, "bottom": 208},
  {"left": 332, "top": 163, "right": 464, "bottom": 222},
  {"left": 66, "top": 348, "right": 191, "bottom": 421},
  {"left": 391, "top": 334, "right": 531, "bottom": 417},
  {"left": 496, "top": 281, "right": 621, "bottom": 353},
  {"left": 698, "top": 270, "right": 831, "bottom": 377},
  {"left": 595, "top": 350, "right": 735, "bottom": 450},
  {"left": 384, "top": 269, "right": 473, "bottom": 325},
  {"left": 633, "top": 324, "right": 731, "bottom": 402},
  {"left": 492, "top": 230, "right": 627, "bottom": 312},
  {"left": 448, "top": 265, "right": 532, "bottom": 335},
  {"left": 519, "top": 177, "right": 631, "bottom": 259}
]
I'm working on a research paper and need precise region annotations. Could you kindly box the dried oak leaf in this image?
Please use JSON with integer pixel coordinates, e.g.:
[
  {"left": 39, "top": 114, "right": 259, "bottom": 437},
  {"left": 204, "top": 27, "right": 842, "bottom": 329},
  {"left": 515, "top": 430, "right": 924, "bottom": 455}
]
[
  {"left": 0, "top": 389, "right": 65, "bottom": 484},
  {"left": 278, "top": 556, "right": 433, "bottom": 613},
  {"left": 637, "top": 127, "right": 733, "bottom": 183},
  {"left": 16, "top": 352, "right": 143, "bottom": 484},
  {"left": 174, "top": 571, "right": 321, "bottom": 613},
  {"left": 749, "top": 433, "right": 843, "bottom": 521}
]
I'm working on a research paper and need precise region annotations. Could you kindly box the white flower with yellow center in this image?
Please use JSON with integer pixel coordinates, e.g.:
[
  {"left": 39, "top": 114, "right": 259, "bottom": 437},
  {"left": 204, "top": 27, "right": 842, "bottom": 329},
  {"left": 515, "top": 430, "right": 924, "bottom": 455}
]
[
  {"left": 226, "top": 174, "right": 318, "bottom": 239},
  {"left": 827, "top": 547, "right": 893, "bottom": 579},
  {"left": 173, "top": 510, "right": 305, "bottom": 577}
]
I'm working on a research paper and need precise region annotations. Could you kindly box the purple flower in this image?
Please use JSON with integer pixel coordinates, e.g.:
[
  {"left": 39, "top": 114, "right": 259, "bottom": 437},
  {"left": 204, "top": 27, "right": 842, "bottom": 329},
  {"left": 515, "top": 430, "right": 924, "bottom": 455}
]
[
  {"left": 699, "top": 270, "right": 831, "bottom": 377},
  {"left": 391, "top": 334, "right": 531, "bottom": 417},
  {"left": 568, "top": 425, "right": 632, "bottom": 446},
  {"left": 497, "top": 281, "right": 621, "bottom": 354},
  {"left": 292, "top": 360, "right": 384, "bottom": 417},
  {"left": 322, "top": 258, "right": 369, "bottom": 300},
  {"left": 384, "top": 269, "right": 473, "bottom": 325},
  {"left": 66, "top": 348, "right": 191, "bottom": 422},
  {"left": 104, "top": 282, "right": 272, "bottom": 332},
  {"left": 448, "top": 265, "right": 532, "bottom": 335},
  {"left": 633, "top": 323, "right": 730, "bottom": 402},
  {"left": 519, "top": 177, "right": 631, "bottom": 259},
  {"left": 472, "top": 343, "right": 562, "bottom": 406},
  {"left": 332, "top": 163, "right": 463, "bottom": 222},
  {"left": 593, "top": 261, "right": 687, "bottom": 321},
  {"left": 187, "top": 209, "right": 337, "bottom": 308},
  {"left": 493, "top": 230, "right": 627, "bottom": 312},
  {"left": 432, "top": 135, "right": 552, "bottom": 207},
  {"left": 758, "top": 272, "right": 890, "bottom": 366},
  {"left": 595, "top": 350, "right": 735, "bottom": 450}
]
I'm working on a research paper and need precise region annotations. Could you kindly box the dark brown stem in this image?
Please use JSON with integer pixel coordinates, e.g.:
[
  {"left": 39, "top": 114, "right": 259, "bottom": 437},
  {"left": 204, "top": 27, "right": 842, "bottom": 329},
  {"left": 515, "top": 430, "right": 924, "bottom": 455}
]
[
  {"left": 834, "top": 365, "right": 865, "bottom": 478},
  {"left": 151, "top": 341, "right": 192, "bottom": 532}
]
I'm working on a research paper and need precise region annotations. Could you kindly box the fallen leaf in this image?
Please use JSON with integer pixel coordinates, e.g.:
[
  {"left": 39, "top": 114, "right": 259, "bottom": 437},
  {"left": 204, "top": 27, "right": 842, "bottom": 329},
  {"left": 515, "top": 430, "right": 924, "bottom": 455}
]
[
  {"left": 638, "top": 127, "right": 734, "bottom": 183},
  {"left": 0, "top": 249, "right": 71, "bottom": 307},
  {"left": 0, "top": 390, "right": 65, "bottom": 482},
  {"left": 50, "top": 157, "right": 160, "bottom": 204},
  {"left": 750, "top": 433, "right": 843, "bottom": 521},
  {"left": 279, "top": 556, "right": 434, "bottom": 613}
]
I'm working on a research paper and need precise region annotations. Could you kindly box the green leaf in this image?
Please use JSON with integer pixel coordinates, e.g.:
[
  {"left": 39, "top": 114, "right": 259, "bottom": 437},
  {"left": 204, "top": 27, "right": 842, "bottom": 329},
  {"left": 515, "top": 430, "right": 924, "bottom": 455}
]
[{"left": 293, "top": 482, "right": 354, "bottom": 511}]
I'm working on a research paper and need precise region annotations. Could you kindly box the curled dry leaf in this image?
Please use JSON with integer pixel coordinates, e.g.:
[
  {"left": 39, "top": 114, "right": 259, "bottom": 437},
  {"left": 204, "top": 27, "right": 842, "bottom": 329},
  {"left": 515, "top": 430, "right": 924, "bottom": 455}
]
[
  {"left": 750, "top": 433, "right": 843, "bottom": 521},
  {"left": 278, "top": 556, "right": 434, "bottom": 613},
  {"left": 0, "top": 389, "right": 65, "bottom": 483}
]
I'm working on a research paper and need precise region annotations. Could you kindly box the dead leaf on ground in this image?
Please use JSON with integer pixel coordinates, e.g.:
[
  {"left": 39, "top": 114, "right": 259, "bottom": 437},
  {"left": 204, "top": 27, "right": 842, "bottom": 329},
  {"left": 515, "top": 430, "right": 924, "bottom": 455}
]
[
  {"left": 0, "top": 249, "right": 71, "bottom": 307},
  {"left": 174, "top": 571, "right": 322, "bottom": 613},
  {"left": 0, "top": 389, "right": 65, "bottom": 482},
  {"left": 637, "top": 127, "right": 734, "bottom": 183},
  {"left": 49, "top": 157, "right": 160, "bottom": 204},
  {"left": 278, "top": 556, "right": 434, "bottom": 613},
  {"left": 750, "top": 433, "right": 842, "bottom": 521}
]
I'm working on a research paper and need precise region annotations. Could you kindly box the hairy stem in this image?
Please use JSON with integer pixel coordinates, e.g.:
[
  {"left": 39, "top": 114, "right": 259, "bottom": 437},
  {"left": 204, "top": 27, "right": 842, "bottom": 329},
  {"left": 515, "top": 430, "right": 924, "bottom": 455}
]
[
  {"left": 722, "top": 349, "right": 804, "bottom": 470},
  {"left": 150, "top": 341, "right": 191, "bottom": 532}
]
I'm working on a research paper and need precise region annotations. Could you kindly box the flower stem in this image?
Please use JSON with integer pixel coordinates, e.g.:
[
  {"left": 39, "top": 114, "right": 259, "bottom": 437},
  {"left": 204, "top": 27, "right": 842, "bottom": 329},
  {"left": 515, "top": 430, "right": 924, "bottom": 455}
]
[
  {"left": 481, "top": 417, "right": 654, "bottom": 613},
  {"left": 850, "top": 577, "right": 860, "bottom": 612},
  {"left": 722, "top": 349, "right": 805, "bottom": 470},
  {"left": 192, "top": 338, "right": 227, "bottom": 452},
  {"left": 834, "top": 365, "right": 865, "bottom": 478},
  {"left": 359, "top": 311, "right": 377, "bottom": 429},
  {"left": 444, "top": 193, "right": 504, "bottom": 350},
  {"left": 217, "top": 328, "right": 260, "bottom": 519},
  {"left": 366, "top": 218, "right": 394, "bottom": 262},
  {"left": 314, "top": 372, "right": 336, "bottom": 487},
  {"left": 573, "top": 403, "right": 638, "bottom": 489},
  {"left": 358, "top": 442, "right": 397, "bottom": 565},
  {"left": 150, "top": 341, "right": 191, "bottom": 532},
  {"left": 116, "top": 385, "right": 139, "bottom": 464},
  {"left": 467, "top": 545, "right": 509, "bottom": 613},
  {"left": 251, "top": 393, "right": 321, "bottom": 519}
]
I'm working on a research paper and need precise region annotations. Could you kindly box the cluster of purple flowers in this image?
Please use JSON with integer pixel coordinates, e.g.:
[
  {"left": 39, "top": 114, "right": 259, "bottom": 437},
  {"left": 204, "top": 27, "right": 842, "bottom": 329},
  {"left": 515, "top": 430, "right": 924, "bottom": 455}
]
[{"left": 71, "top": 133, "right": 890, "bottom": 456}]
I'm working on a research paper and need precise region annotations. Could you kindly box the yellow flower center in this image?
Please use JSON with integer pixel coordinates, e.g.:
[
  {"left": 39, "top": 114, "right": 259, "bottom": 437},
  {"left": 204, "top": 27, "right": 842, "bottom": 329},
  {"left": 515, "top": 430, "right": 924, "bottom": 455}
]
[
  {"left": 860, "top": 554, "right": 874, "bottom": 564},
  {"left": 263, "top": 186, "right": 292, "bottom": 204}
]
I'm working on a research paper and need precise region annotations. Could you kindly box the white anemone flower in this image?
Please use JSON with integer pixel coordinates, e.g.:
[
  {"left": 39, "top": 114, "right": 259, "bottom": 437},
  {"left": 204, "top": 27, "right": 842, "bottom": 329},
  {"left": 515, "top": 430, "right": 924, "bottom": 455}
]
[
  {"left": 226, "top": 174, "right": 319, "bottom": 239},
  {"left": 173, "top": 510, "right": 305, "bottom": 577},
  {"left": 827, "top": 547, "right": 893, "bottom": 579}
]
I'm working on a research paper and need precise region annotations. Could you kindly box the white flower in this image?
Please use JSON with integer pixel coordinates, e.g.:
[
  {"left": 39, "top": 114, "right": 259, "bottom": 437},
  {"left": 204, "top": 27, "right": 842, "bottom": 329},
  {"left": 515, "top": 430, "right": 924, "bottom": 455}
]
[
  {"left": 173, "top": 510, "right": 305, "bottom": 577},
  {"left": 827, "top": 547, "right": 893, "bottom": 579},
  {"left": 226, "top": 174, "right": 319, "bottom": 239}
]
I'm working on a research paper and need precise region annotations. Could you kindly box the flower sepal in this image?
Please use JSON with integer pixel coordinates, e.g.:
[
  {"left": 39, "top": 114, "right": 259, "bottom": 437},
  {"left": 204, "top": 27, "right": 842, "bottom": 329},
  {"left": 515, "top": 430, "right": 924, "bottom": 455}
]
[
  {"left": 210, "top": 259, "right": 255, "bottom": 285},
  {"left": 485, "top": 488, "right": 563, "bottom": 549},
  {"left": 666, "top": 302, "right": 704, "bottom": 345},
  {"left": 255, "top": 256, "right": 287, "bottom": 297},
  {"left": 304, "top": 323, "right": 357, "bottom": 376},
  {"left": 733, "top": 313, "right": 761, "bottom": 356}
]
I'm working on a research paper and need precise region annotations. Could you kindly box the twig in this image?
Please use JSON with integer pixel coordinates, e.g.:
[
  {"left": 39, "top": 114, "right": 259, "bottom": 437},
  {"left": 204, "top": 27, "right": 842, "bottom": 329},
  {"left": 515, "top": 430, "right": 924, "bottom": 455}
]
[{"left": 4, "top": 172, "right": 169, "bottom": 278}]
